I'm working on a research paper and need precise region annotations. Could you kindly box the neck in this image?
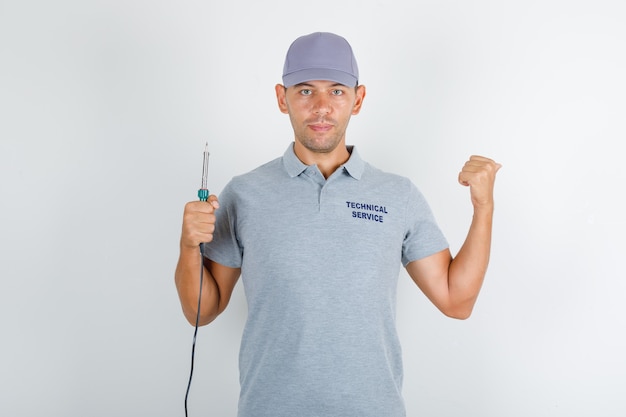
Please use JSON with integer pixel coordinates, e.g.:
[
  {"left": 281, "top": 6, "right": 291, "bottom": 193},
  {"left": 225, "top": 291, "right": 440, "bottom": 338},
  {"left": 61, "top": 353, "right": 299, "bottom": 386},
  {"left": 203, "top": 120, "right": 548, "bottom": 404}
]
[{"left": 293, "top": 141, "right": 351, "bottom": 179}]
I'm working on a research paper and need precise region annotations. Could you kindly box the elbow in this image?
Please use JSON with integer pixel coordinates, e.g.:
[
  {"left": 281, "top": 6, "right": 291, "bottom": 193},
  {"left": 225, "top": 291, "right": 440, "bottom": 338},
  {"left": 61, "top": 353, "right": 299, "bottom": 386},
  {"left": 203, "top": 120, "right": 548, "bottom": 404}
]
[
  {"left": 444, "top": 308, "right": 473, "bottom": 320},
  {"left": 439, "top": 291, "right": 481, "bottom": 320},
  {"left": 184, "top": 313, "right": 214, "bottom": 327},
  {"left": 441, "top": 302, "right": 475, "bottom": 320},
  {"left": 182, "top": 305, "right": 217, "bottom": 327}
]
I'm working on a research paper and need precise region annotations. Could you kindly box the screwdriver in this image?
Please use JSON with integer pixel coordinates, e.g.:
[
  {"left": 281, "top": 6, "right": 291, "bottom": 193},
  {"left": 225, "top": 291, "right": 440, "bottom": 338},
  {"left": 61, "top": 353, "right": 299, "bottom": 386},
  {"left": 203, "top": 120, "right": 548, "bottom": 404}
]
[
  {"left": 185, "top": 142, "right": 210, "bottom": 417},
  {"left": 198, "top": 142, "right": 210, "bottom": 201}
]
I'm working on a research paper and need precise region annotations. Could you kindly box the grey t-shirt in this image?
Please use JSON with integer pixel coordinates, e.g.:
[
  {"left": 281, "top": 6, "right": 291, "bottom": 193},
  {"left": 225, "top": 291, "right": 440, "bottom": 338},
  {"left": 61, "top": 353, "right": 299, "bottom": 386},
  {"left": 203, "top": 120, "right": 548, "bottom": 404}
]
[{"left": 203, "top": 144, "right": 448, "bottom": 417}]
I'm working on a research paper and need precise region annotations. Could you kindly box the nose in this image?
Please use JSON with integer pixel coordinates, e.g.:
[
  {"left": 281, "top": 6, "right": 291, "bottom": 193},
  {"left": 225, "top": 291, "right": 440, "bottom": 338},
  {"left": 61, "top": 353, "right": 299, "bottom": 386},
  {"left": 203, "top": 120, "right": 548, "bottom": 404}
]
[{"left": 312, "top": 94, "right": 331, "bottom": 115}]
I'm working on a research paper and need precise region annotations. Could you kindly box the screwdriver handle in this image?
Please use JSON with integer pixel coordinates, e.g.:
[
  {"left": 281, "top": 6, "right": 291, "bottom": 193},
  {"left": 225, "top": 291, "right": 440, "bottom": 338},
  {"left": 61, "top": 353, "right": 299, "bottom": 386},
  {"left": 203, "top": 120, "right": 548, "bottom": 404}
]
[{"left": 198, "top": 189, "right": 209, "bottom": 202}]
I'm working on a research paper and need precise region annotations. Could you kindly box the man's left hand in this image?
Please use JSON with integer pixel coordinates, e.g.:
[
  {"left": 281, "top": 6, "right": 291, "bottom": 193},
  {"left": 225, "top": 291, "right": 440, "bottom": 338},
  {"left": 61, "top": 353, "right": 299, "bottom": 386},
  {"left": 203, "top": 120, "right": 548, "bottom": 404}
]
[{"left": 458, "top": 155, "right": 502, "bottom": 209}]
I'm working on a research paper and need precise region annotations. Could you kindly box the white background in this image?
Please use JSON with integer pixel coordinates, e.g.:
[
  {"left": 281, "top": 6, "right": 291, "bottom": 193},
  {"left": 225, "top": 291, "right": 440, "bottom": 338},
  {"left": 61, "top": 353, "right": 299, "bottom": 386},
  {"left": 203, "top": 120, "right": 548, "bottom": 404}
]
[{"left": 1, "top": 0, "right": 625, "bottom": 416}]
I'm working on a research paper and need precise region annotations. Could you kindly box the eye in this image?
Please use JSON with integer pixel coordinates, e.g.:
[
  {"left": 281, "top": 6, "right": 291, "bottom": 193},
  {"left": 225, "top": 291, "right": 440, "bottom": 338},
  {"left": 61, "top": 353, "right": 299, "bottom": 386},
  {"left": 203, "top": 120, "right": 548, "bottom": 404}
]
[
  {"left": 300, "top": 89, "right": 312, "bottom": 96},
  {"left": 331, "top": 89, "right": 344, "bottom": 96}
]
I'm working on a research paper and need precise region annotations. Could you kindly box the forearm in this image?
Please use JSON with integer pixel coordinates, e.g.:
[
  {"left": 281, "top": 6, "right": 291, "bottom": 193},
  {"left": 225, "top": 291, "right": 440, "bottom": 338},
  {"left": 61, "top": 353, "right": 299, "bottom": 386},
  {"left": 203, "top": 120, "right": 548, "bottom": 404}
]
[
  {"left": 174, "top": 245, "right": 221, "bottom": 326},
  {"left": 447, "top": 205, "right": 494, "bottom": 317}
]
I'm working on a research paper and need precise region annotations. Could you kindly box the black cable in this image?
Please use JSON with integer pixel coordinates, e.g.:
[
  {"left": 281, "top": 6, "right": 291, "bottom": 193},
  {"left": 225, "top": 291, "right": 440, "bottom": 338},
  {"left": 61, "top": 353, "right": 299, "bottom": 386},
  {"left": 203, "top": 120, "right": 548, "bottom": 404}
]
[{"left": 185, "top": 246, "right": 204, "bottom": 417}]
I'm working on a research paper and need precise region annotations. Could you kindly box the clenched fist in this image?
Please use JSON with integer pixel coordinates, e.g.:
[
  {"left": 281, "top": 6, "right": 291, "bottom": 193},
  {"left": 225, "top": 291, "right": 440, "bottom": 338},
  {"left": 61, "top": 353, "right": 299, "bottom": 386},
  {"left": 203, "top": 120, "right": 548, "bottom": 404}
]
[
  {"left": 180, "top": 195, "right": 220, "bottom": 249},
  {"left": 458, "top": 156, "right": 501, "bottom": 209}
]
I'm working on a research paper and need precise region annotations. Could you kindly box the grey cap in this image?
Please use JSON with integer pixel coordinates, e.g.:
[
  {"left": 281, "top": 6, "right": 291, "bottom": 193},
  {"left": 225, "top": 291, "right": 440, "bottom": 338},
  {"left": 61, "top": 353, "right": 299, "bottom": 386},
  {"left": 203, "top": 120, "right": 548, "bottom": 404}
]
[{"left": 282, "top": 32, "right": 359, "bottom": 88}]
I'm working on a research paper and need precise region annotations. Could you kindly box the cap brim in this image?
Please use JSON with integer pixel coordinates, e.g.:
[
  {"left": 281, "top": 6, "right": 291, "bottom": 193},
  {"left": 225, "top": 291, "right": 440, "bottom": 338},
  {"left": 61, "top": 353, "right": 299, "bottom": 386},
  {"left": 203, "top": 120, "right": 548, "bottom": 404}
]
[{"left": 283, "top": 68, "right": 358, "bottom": 88}]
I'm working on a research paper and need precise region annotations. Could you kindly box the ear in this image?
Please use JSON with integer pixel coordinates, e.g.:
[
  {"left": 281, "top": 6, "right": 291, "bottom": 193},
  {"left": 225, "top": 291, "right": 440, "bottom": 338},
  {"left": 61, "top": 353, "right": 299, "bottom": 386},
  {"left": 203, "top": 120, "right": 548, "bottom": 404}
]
[
  {"left": 351, "top": 85, "right": 366, "bottom": 115},
  {"left": 275, "top": 84, "right": 289, "bottom": 114}
]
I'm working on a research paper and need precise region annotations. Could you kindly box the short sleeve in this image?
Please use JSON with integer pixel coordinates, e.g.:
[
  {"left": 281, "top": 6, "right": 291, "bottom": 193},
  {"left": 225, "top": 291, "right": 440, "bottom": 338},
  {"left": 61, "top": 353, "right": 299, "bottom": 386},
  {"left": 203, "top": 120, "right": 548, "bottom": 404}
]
[
  {"left": 401, "top": 183, "right": 449, "bottom": 266},
  {"left": 201, "top": 181, "right": 244, "bottom": 268}
]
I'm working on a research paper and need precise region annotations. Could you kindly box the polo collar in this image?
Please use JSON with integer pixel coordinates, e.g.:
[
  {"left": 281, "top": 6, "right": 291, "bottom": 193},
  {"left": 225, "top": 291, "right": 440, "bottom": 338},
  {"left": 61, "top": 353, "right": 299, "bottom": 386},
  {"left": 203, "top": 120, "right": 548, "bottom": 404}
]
[{"left": 282, "top": 143, "right": 365, "bottom": 180}]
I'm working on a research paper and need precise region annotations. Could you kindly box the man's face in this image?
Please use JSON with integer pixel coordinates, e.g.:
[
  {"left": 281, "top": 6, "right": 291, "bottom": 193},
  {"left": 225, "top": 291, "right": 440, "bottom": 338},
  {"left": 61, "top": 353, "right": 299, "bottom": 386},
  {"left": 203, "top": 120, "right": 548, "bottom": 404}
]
[{"left": 275, "top": 80, "right": 365, "bottom": 155}]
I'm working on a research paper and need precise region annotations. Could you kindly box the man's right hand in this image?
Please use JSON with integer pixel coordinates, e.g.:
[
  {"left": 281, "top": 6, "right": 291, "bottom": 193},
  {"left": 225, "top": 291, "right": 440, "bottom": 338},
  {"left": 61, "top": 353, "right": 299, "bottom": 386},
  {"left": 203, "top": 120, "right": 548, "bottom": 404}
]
[{"left": 180, "top": 195, "right": 220, "bottom": 249}]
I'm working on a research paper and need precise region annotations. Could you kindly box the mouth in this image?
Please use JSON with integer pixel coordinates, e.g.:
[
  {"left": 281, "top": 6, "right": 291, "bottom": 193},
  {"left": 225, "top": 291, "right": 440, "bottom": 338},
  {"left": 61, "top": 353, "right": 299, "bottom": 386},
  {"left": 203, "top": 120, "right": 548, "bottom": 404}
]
[{"left": 307, "top": 122, "right": 334, "bottom": 132}]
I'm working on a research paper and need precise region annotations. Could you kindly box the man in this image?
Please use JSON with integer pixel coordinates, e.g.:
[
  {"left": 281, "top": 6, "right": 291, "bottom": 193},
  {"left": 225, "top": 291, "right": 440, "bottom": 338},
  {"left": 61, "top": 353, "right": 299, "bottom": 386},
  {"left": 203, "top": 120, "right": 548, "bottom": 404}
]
[{"left": 175, "top": 32, "right": 500, "bottom": 417}]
